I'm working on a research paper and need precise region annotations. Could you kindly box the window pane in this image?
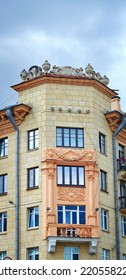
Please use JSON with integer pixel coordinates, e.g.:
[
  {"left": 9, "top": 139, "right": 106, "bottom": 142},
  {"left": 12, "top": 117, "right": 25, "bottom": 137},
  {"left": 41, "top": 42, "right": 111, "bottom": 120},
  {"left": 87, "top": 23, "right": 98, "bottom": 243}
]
[
  {"left": 35, "top": 130, "right": 39, "bottom": 148},
  {"left": 56, "top": 128, "right": 62, "bottom": 146},
  {"left": 64, "top": 247, "right": 71, "bottom": 260},
  {"left": 4, "top": 175, "right": 7, "bottom": 193},
  {"left": 58, "top": 211, "right": 63, "bottom": 223},
  {"left": 78, "top": 167, "right": 84, "bottom": 185},
  {"left": 35, "top": 208, "right": 39, "bottom": 227},
  {"left": 29, "top": 131, "right": 34, "bottom": 150},
  {"left": 64, "top": 129, "right": 69, "bottom": 146},
  {"left": 29, "top": 169, "right": 34, "bottom": 188},
  {"left": 71, "top": 167, "right": 77, "bottom": 185},
  {"left": 79, "top": 212, "right": 85, "bottom": 224},
  {"left": 66, "top": 211, "right": 70, "bottom": 224},
  {"left": 3, "top": 213, "right": 7, "bottom": 231},
  {"left": 64, "top": 167, "right": 70, "bottom": 184},
  {"left": 35, "top": 168, "right": 39, "bottom": 186},
  {"left": 78, "top": 129, "right": 83, "bottom": 147},
  {"left": 70, "top": 129, "right": 76, "bottom": 147},
  {"left": 57, "top": 166, "right": 63, "bottom": 184},
  {"left": 72, "top": 212, "right": 77, "bottom": 224},
  {"left": 0, "top": 176, "right": 3, "bottom": 193}
]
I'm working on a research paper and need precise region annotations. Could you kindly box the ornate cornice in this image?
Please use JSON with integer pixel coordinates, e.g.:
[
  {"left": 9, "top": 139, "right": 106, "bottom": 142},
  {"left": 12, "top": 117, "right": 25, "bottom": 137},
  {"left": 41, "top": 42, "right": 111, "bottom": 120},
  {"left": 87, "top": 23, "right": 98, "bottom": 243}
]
[
  {"left": 0, "top": 104, "right": 31, "bottom": 137},
  {"left": 42, "top": 148, "right": 98, "bottom": 164},
  {"left": 105, "top": 110, "right": 126, "bottom": 144},
  {"left": 11, "top": 60, "right": 117, "bottom": 99}
]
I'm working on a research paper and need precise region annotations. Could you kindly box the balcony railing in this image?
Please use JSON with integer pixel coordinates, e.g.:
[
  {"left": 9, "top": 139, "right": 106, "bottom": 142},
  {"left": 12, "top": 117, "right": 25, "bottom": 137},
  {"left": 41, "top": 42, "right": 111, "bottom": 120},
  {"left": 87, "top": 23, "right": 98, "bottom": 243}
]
[
  {"left": 117, "top": 158, "right": 126, "bottom": 171},
  {"left": 57, "top": 224, "right": 92, "bottom": 238},
  {"left": 119, "top": 196, "right": 126, "bottom": 211}
]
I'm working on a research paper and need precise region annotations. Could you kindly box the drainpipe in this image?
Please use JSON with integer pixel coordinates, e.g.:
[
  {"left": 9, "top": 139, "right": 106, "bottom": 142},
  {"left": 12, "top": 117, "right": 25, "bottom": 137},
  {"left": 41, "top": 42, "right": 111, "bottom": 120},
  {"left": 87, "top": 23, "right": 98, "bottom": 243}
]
[
  {"left": 113, "top": 113, "right": 126, "bottom": 260},
  {"left": 6, "top": 108, "right": 19, "bottom": 260}
]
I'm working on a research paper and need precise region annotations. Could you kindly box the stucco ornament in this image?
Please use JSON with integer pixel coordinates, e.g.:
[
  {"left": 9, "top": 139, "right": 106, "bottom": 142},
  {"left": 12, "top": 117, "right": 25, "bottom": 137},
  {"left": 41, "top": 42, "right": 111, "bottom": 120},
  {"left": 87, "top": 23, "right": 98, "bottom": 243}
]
[
  {"left": 20, "top": 60, "right": 109, "bottom": 86},
  {"left": 57, "top": 187, "right": 85, "bottom": 202}
]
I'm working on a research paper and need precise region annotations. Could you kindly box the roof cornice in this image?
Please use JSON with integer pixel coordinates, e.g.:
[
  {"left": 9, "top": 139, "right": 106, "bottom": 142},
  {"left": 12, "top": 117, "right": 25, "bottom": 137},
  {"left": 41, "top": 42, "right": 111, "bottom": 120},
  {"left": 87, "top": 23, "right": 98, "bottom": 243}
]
[
  {"left": 0, "top": 104, "right": 31, "bottom": 137},
  {"left": 11, "top": 74, "right": 117, "bottom": 99}
]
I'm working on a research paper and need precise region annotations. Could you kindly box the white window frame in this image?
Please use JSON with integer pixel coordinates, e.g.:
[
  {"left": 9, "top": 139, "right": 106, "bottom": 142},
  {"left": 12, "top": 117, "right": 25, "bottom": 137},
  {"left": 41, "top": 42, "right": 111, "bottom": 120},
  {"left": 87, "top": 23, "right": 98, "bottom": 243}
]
[
  {"left": 27, "top": 247, "right": 39, "bottom": 260},
  {"left": 121, "top": 216, "right": 126, "bottom": 236},
  {"left": 101, "top": 209, "right": 108, "bottom": 231},
  {"left": 102, "top": 249, "right": 109, "bottom": 260},
  {"left": 100, "top": 170, "right": 107, "bottom": 191},
  {"left": 0, "top": 138, "right": 8, "bottom": 157},
  {"left": 28, "top": 207, "right": 39, "bottom": 229},
  {"left": 0, "top": 251, "right": 6, "bottom": 260},
  {"left": 0, "top": 174, "right": 7, "bottom": 194},
  {"left": 64, "top": 247, "right": 80, "bottom": 260},
  {"left": 28, "top": 129, "right": 39, "bottom": 150},
  {"left": 28, "top": 167, "right": 39, "bottom": 189},
  {"left": 99, "top": 132, "right": 106, "bottom": 154},
  {"left": 58, "top": 205, "right": 86, "bottom": 224},
  {"left": 0, "top": 212, "right": 7, "bottom": 232}
]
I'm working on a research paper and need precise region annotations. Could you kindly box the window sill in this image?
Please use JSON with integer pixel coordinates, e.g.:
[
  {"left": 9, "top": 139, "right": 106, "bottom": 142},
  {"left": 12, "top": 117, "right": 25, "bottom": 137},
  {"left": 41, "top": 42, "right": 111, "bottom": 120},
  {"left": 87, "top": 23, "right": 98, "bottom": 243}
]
[
  {"left": 122, "top": 235, "right": 126, "bottom": 238},
  {"left": 0, "top": 156, "right": 8, "bottom": 160},
  {"left": 101, "top": 229, "right": 109, "bottom": 233},
  {"left": 27, "top": 227, "right": 39, "bottom": 231},
  {"left": 27, "top": 148, "right": 39, "bottom": 152},
  {"left": 0, "top": 231, "right": 7, "bottom": 235},
  {"left": 0, "top": 192, "right": 7, "bottom": 196},
  {"left": 27, "top": 186, "right": 39, "bottom": 191},
  {"left": 101, "top": 190, "right": 109, "bottom": 194}
]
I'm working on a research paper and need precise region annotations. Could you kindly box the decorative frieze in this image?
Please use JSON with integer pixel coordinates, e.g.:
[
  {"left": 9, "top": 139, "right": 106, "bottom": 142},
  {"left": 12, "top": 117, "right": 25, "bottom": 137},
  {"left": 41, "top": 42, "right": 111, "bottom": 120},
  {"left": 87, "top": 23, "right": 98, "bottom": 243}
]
[
  {"left": 57, "top": 187, "right": 85, "bottom": 202},
  {"left": 42, "top": 148, "right": 97, "bottom": 164}
]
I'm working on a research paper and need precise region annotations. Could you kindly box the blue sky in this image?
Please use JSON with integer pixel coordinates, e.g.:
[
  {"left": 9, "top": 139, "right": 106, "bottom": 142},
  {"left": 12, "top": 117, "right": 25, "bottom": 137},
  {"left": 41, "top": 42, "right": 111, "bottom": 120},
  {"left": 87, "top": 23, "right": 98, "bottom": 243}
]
[{"left": 0, "top": 0, "right": 126, "bottom": 111}]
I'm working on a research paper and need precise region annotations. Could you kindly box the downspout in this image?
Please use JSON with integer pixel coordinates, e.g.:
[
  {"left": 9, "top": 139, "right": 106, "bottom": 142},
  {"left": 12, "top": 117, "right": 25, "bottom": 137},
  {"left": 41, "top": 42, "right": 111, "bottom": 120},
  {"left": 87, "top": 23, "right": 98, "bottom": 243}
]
[
  {"left": 6, "top": 108, "right": 19, "bottom": 260},
  {"left": 113, "top": 113, "right": 126, "bottom": 260}
]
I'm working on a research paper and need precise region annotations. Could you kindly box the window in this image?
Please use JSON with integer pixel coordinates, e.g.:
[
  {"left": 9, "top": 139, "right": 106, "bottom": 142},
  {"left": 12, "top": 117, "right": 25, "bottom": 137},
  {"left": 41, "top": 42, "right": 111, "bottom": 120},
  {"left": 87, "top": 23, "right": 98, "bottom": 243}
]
[
  {"left": 0, "top": 251, "right": 6, "bottom": 260},
  {"left": 121, "top": 216, "right": 126, "bottom": 236},
  {"left": 120, "top": 181, "right": 126, "bottom": 208},
  {"left": 56, "top": 127, "right": 84, "bottom": 148},
  {"left": 99, "top": 132, "right": 106, "bottom": 154},
  {"left": 64, "top": 247, "right": 80, "bottom": 260},
  {"left": 102, "top": 249, "right": 110, "bottom": 260},
  {"left": 27, "top": 247, "right": 39, "bottom": 260},
  {"left": 28, "top": 207, "right": 39, "bottom": 228},
  {"left": 58, "top": 205, "right": 86, "bottom": 224},
  {"left": 28, "top": 167, "right": 39, "bottom": 189},
  {"left": 0, "top": 174, "right": 7, "bottom": 194},
  {"left": 100, "top": 170, "right": 107, "bottom": 191},
  {"left": 57, "top": 166, "right": 84, "bottom": 186},
  {"left": 101, "top": 209, "right": 108, "bottom": 231},
  {"left": 0, "top": 138, "right": 8, "bottom": 157},
  {"left": 28, "top": 129, "right": 39, "bottom": 150},
  {"left": 118, "top": 144, "right": 125, "bottom": 158},
  {"left": 123, "top": 254, "right": 126, "bottom": 260},
  {"left": 0, "top": 212, "right": 7, "bottom": 232}
]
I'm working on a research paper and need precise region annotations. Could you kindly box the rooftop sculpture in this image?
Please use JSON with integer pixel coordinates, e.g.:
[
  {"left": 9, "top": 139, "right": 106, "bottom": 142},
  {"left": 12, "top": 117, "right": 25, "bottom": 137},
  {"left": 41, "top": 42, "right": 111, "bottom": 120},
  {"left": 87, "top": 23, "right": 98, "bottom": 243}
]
[{"left": 20, "top": 60, "right": 109, "bottom": 86}]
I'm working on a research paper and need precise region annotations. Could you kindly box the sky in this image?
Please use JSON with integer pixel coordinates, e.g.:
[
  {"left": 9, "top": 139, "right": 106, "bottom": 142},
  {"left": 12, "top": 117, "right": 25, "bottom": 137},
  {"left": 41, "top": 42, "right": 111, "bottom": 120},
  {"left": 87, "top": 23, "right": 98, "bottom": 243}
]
[{"left": 0, "top": 0, "right": 126, "bottom": 111}]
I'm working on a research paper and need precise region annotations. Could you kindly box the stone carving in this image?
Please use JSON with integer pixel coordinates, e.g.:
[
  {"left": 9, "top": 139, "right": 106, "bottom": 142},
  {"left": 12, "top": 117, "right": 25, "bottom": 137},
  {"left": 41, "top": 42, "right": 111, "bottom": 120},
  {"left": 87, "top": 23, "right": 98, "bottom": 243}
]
[
  {"left": 42, "top": 148, "right": 97, "bottom": 163},
  {"left": 20, "top": 60, "right": 109, "bottom": 86},
  {"left": 57, "top": 187, "right": 85, "bottom": 202}
]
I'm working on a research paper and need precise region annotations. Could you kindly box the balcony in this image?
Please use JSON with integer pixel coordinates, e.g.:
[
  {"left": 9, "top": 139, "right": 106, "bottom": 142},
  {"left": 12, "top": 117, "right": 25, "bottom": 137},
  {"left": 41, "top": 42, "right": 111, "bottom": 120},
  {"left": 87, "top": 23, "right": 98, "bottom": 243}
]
[
  {"left": 47, "top": 223, "right": 99, "bottom": 254},
  {"left": 117, "top": 158, "right": 126, "bottom": 171},
  {"left": 119, "top": 196, "right": 126, "bottom": 213}
]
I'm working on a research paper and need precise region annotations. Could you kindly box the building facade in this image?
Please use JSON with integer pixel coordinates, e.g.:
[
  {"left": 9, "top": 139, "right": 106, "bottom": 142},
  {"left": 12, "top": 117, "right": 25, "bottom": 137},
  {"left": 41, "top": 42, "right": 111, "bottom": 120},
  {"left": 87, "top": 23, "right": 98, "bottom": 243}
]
[{"left": 0, "top": 61, "right": 126, "bottom": 260}]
